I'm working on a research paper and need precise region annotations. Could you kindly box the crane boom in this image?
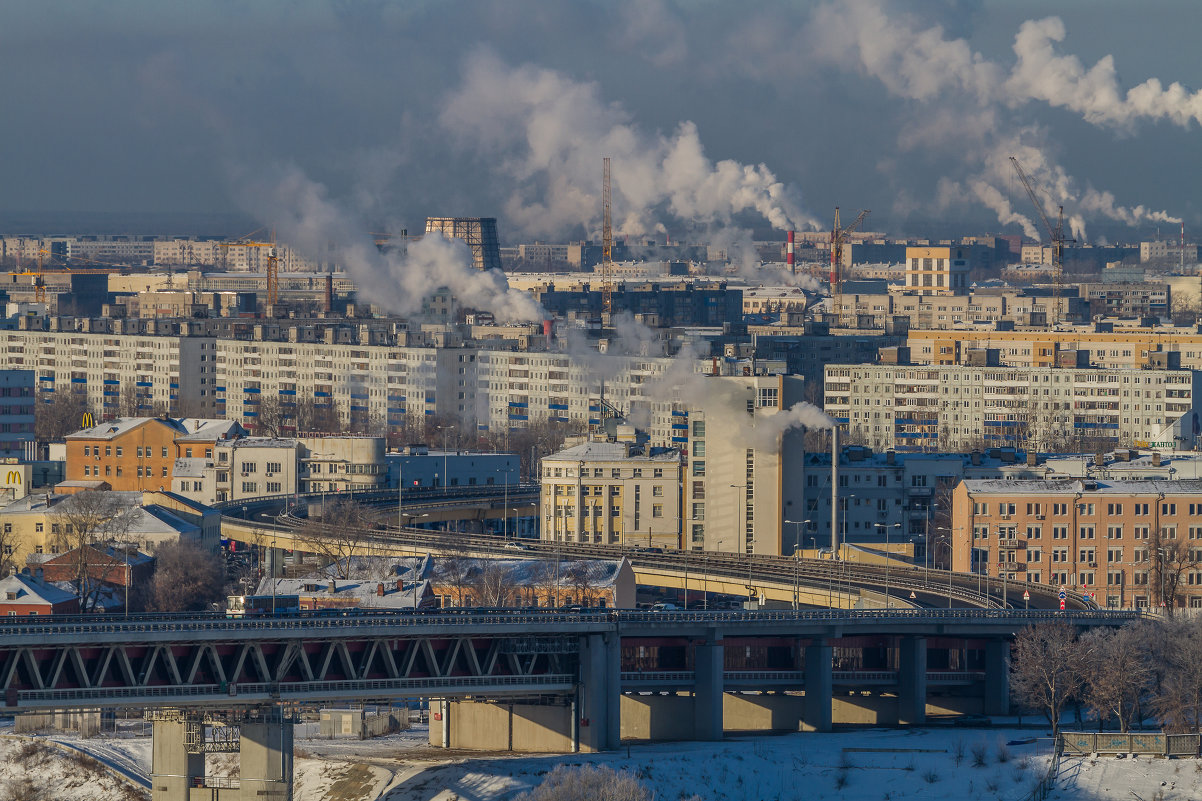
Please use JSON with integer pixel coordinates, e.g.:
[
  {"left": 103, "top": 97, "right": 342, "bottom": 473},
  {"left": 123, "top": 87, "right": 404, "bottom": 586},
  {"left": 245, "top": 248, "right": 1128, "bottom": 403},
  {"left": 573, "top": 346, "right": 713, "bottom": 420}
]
[
  {"left": 830, "top": 206, "right": 870, "bottom": 326},
  {"left": 1009, "top": 156, "right": 1074, "bottom": 326}
]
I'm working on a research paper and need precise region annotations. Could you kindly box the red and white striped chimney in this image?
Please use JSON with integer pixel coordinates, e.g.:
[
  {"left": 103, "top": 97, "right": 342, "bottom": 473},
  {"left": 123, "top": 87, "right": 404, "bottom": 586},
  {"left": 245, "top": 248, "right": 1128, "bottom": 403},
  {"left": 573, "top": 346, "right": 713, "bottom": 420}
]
[{"left": 786, "top": 230, "right": 795, "bottom": 273}]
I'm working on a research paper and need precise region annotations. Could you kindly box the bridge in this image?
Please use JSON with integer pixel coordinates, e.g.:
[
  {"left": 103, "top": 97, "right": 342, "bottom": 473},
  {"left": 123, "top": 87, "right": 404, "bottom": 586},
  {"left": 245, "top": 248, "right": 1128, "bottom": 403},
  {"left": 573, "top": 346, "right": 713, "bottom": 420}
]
[
  {"left": 218, "top": 487, "right": 1089, "bottom": 612},
  {"left": 0, "top": 608, "right": 1138, "bottom": 799}
]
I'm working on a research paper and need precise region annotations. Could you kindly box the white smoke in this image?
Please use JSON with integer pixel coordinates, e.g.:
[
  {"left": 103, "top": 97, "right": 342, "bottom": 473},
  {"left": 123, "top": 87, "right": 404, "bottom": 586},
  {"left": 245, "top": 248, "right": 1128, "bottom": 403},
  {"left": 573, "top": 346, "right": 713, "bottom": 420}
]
[
  {"left": 439, "top": 53, "right": 819, "bottom": 241},
  {"left": 235, "top": 164, "right": 545, "bottom": 322},
  {"left": 808, "top": 0, "right": 1184, "bottom": 236},
  {"left": 1008, "top": 17, "right": 1202, "bottom": 131}
]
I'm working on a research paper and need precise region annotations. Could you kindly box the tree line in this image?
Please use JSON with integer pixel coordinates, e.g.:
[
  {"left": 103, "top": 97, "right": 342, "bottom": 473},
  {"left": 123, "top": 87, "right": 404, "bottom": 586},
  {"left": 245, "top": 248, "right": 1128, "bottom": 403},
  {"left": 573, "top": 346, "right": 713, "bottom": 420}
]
[{"left": 1012, "top": 619, "right": 1202, "bottom": 738}]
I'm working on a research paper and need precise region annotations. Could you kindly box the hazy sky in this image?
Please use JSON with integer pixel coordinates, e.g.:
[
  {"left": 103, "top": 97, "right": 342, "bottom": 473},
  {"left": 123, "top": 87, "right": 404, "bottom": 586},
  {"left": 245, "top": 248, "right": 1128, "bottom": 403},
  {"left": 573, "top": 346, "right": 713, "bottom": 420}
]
[{"left": 3, "top": 0, "right": 1200, "bottom": 244}]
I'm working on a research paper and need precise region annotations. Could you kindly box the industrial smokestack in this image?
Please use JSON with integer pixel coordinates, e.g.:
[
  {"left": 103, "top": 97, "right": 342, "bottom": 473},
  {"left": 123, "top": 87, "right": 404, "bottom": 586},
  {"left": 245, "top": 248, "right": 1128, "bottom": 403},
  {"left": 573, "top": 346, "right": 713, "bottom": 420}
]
[
  {"left": 324, "top": 274, "right": 333, "bottom": 313},
  {"left": 543, "top": 319, "right": 553, "bottom": 338},
  {"left": 787, "top": 230, "right": 795, "bottom": 274}
]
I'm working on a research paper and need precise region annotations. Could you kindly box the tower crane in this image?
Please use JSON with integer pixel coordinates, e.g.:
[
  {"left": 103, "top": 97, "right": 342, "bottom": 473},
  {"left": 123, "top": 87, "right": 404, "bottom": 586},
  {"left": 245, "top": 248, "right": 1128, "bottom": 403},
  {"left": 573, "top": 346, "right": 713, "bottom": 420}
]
[
  {"left": 601, "top": 156, "right": 614, "bottom": 318},
  {"left": 829, "top": 206, "right": 869, "bottom": 326},
  {"left": 1010, "top": 156, "right": 1075, "bottom": 327}
]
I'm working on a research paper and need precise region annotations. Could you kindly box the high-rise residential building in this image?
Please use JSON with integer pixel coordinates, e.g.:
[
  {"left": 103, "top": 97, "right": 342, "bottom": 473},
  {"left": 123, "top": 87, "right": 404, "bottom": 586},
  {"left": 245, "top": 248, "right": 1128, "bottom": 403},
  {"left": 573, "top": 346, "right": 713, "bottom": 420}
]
[{"left": 824, "top": 362, "right": 1202, "bottom": 453}]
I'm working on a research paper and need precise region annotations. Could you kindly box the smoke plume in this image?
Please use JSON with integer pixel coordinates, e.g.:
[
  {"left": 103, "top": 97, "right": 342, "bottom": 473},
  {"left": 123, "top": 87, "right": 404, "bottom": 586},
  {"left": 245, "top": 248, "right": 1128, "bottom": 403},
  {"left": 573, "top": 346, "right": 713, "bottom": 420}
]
[
  {"left": 439, "top": 52, "right": 818, "bottom": 241},
  {"left": 235, "top": 164, "right": 545, "bottom": 322}
]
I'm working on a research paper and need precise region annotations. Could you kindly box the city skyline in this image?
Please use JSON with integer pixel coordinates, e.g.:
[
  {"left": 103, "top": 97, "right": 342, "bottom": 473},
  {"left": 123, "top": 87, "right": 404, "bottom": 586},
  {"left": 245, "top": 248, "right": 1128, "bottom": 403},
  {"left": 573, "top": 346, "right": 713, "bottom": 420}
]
[{"left": 1, "top": 1, "right": 1200, "bottom": 246}]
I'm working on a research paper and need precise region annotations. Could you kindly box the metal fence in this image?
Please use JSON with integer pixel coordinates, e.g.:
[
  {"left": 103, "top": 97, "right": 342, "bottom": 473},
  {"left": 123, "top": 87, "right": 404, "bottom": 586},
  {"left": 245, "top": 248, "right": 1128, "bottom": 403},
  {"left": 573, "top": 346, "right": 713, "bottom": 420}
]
[
  {"left": 1060, "top": 731, "right": 1202, "bottom": 758},
  {"left": 1025, "top": 737, "right": 1063, "bottom": 801}
]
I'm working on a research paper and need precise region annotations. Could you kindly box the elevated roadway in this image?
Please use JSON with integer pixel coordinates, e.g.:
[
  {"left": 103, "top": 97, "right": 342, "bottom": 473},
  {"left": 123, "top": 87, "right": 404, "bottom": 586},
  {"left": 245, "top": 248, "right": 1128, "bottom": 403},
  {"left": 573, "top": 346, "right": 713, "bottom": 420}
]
[{"left": 220, "top": 488, "right": 1087, "bottom": 611}]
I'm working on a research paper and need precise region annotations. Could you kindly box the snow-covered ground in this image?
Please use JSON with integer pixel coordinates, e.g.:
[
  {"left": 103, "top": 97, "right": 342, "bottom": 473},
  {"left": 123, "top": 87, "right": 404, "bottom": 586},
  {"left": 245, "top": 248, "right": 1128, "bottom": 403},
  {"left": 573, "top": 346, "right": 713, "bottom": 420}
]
[{"left": 9, "top": 724, "right": 1202, "bottom": 801}]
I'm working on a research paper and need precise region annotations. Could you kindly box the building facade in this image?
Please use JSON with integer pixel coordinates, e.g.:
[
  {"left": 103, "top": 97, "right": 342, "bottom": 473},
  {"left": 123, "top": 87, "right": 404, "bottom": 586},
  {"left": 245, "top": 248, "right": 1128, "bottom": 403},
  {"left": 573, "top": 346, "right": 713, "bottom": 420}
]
[
  {"left": 953, "top": 478, "right": 1202, "bottom": 610},
  {"left": 825, "top": 363, "right": 1202, "bottom": 453}
]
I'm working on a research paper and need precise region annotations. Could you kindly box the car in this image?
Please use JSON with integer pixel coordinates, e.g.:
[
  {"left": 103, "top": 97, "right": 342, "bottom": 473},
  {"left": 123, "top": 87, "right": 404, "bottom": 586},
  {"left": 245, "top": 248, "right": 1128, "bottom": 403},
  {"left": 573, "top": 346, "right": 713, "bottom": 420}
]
[
  {"left": 650, "top": 602, "right": 681, "bottom": 612},
  {"left": 503, "top": 541, "right": 530, "bottom": 551}
]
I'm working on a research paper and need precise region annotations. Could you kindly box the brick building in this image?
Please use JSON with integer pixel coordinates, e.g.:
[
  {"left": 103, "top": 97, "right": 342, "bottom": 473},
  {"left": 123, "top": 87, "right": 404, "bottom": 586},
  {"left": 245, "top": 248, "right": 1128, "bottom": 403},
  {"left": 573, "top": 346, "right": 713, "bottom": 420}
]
[
  {"left": 0, "top": 572, "right": 80, "bottom": 615},
  {"left": 953, "top": 478, "right": 1202, "bottom": 610},
  {"left": 65, "top": 416, "right": 245, "bottom": 491}
]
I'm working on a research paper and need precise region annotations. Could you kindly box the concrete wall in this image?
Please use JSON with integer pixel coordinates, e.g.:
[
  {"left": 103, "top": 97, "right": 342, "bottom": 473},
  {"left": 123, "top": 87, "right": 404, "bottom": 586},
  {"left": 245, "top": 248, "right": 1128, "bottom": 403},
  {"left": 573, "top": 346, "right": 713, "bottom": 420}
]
[
  {"left": 832, "top": 692, "right": 899, "bottom": 726},
  {"left": 723, "top": 693, "right": 804, "bottom": 731},
  {"left": 433, "top": 700, "right": 575, "bottom": 753},
  {"left": 620, "top": 694, "right": 696, "bottom": 741}
]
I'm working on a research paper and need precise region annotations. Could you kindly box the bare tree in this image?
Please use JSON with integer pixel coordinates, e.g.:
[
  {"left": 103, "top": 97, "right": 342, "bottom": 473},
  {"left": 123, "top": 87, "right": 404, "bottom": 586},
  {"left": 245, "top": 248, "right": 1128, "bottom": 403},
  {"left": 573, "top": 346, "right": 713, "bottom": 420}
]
[
  {"left": 1011, "top": 621, "right": 1085, "bottom": 739},
  {"left": 433, "top": 544, "right": 475, "bottom": 607},
  {"left": 50, "top": 491, "right": 133, "bottom": 610},
  {"left": 472, "top": 561, "right": 514, "bottom": 607},
  {"left": 117, "top": 383, "right": 143, "bottom": 417},
  {"left": 296, "top": 498, "right": 380, "bottom": 579},
  {"left": 1079, "top": 624, "right": 1152, "bottom": 732},
  {"left": 35, "top": 389, "right": 91, "bottom": 443},
  {"left": 1150, "top": 527, "right": 1201, "bottom": 614},
  {"left": 254, "top": 393, "right": 289, "bottom": 438},
  {"left": 147, "top": 540, "right": 226, "bottom": 612},
  {"left": 294, "top": 396, "right": 340, "bottom": 434},
  {"left": 564, "top": 560, "right": 600, "bottom": 607},
  {"left": 1150, "top": 618, "right": 1202, "bottom": 733}
]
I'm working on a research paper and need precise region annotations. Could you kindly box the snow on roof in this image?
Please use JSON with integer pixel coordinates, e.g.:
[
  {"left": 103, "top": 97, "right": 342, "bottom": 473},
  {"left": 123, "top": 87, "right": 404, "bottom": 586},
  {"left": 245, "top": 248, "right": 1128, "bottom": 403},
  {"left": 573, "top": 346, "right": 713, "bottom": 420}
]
[
  {"left": 0, "top": 572, "right": 77, "bottom": 606},
  {"left": 115, "top": 505, "right": 201, "bottom": 537},
  {"left": 963, "top": 478, "right": 1202, "bottom": 495},
  {"left": 547, "top": 441, "right": 680, "bottom": 463}
]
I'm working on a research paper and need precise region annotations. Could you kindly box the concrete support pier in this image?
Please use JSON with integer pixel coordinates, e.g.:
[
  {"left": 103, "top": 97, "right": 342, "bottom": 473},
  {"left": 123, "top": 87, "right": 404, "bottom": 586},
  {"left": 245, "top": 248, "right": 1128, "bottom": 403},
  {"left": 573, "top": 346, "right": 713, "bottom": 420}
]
[
  {"left": 898, "top": 636, "right": 927, "bottom": 726},
  {"left": 578, "top": 632, "right": 621, "bottom": 751},
  {"left": 150, "top": 719, "right": 204, "bottom": 801},
  {"left": 693, "top": 637, "right": 724, "bottom": 741},
  {"left": 802, "top": 640, "right": 833, "bottom": 732},
  {"left": 984, "top": 639, "right": 1011, "bottom": 716},
  {"left": 239, "top": 707, "right": 294, "bottom": 801}
]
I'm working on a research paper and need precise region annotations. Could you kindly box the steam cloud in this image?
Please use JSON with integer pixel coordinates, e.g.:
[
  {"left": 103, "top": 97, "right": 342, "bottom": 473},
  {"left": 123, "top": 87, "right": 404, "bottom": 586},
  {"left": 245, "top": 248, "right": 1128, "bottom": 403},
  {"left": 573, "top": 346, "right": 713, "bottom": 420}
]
[
  {"left": 809, "top": 0, "right": 1183, "bottom": 236},
  {"left": 439, "top": 53, "right": 819, "bottom": 242},
  {"left": 235, "top": 164, "right": 545, "bottom": 322}
]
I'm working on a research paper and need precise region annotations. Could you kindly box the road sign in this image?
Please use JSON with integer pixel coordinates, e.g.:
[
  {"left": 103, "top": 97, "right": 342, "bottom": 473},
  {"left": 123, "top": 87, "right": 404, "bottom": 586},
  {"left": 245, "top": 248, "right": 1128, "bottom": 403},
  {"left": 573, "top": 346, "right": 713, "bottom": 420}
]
[
  {"left": 1060, "top": 599, "right": 1066, "bottom": 610},
  {"left": 909, "top": 591, "right": 916, "bottom": 600},
  {"left": 1023, "top": 590, "right": 1030, "bottom": 601},
  {"left": 1058, "top": 587, "right": 1067, "bottom": 600}
]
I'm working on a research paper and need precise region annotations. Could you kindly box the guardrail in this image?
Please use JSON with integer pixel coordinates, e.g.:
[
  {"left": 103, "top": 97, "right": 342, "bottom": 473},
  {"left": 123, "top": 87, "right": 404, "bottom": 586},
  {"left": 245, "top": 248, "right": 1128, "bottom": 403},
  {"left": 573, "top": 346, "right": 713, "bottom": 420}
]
[
  {"left": 0, "top": 607, "right": 1144, "bottom": 638},
  {"left": 1060, "top": 731, "right": 1202, "bottom": 757}
]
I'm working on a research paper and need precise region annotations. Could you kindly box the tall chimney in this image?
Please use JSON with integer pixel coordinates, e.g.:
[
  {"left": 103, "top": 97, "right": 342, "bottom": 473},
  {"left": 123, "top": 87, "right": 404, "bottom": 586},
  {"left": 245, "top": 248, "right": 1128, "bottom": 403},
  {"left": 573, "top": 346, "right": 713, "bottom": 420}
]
[
  {"left": 324, "top": 274, "right": 333, "bottom": 313},
  {"left": 786, "top": 230, "right": 795, "bottom": 274}
]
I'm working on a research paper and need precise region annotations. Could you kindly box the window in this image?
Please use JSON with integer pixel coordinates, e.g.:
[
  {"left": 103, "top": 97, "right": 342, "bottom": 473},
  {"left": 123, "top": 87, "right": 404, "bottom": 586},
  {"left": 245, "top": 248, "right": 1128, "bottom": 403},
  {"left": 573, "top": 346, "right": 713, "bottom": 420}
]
[
  {"left": 692, "top": 461, "right": 705, "bottom": 477},
  {"left": 691, "top": 502, "right": 705, "bottom": 520},
  {"left": 1163, "top": 503, "right": 1177, "bottom": 516},
  {"left": 692, "top": 420, "right": 705, "bottom": 437},
  {"left": 693, "top": 442, "right": 705, "bottom": 458},
  {"left": 1053, "top": 526, "right": 1068, "bottom": 539},
  {"left": 115, "top": 446, "right": 122, "bottom": 457},
  {"left": 1078, "top": 526, "right": 1095, "bottom": 540},
  {"left": 266, "top": 462, "right": 282, "bottom": 473},
  {"left": 1107, "top": 525, "right": 1123, "bottom": 539},
  {"left": 242, "top": 481, "right": 258, "bottom": 494},
  {"left": 83, "top": 446, "right": 90, "bottom": 456},
  {"left": 136, "top": 446, "right": 143, "bottom": 458},
  {"left": 105, "top": 446, "right": 111, "bottom": 456},
  {"left": 1107, "top": 503, "right": 1123, "bottom": 515},
  {"left": 162, "top": 447, "right": 168, "bottom": 458},
  {"left": 652, "top": 504, "right": 663, "bottom": 518}
]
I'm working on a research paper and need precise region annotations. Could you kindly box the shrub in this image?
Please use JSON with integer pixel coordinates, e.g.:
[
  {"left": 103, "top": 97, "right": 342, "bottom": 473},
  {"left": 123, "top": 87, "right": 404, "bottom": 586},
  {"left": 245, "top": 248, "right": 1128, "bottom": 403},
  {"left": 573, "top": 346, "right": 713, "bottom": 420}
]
[
  {"left": 972, "top": 743, "right": 989, "bottom": 768},
  {"left": 922, "top": 770, "right": 940, "bottom": 784},
  {"left": 512, "top": 764, "right": 651, "bottom": 801}
]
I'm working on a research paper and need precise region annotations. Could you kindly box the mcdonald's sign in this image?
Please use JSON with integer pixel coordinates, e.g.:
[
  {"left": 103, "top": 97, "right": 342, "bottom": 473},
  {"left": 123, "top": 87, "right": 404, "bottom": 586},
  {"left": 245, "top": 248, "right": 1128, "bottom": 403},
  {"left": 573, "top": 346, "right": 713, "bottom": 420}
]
[
  {"left": 81, "top": 413, "right": 95, "bottom": 429},
  {"left": 4, "top": 471, "right": 20, "bottom": 487}
]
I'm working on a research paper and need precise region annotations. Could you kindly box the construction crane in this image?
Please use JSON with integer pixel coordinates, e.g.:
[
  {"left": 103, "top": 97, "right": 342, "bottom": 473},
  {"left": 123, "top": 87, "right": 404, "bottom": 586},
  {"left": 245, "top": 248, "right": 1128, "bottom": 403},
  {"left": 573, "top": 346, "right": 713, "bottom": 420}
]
[
  {"left": 601, "top": 156, "right": 615, "bottom": 318},
  {"left": 1010, "top": 156, "right": 1075, "bottom": 327},
  {"left": 220, "top": 238, "right": 280, "bottom": 306},
  {"left": 829, "top": 206, "right": 870, "bottom": 326}
]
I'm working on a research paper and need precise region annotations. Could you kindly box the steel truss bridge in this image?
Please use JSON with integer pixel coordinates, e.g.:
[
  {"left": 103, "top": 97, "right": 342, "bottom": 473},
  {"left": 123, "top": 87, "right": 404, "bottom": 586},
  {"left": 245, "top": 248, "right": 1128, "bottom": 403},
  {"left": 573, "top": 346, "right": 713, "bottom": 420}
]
[{"left": 0, "top": 608, "right": 1136, "bottom": 713}]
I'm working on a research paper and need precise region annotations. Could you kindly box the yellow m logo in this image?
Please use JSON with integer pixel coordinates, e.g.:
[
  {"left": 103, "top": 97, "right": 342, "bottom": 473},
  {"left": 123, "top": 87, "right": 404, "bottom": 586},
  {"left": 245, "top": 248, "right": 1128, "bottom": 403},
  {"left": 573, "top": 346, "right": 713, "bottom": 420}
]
[
  {"left": 5, "top": 471, "right": 21, "bottom": 486},
  {"left": 82, "top": 413, "right": 95, "bottom": 429}
]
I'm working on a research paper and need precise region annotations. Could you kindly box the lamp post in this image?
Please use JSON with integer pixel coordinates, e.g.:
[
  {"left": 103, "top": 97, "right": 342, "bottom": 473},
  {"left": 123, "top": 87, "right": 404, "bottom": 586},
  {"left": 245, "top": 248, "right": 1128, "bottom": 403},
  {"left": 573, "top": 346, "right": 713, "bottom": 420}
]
[
  {"left": 875, "top": 522, "right": 901, "bottom": 609},
  {"left": 703, "top": 538, "right": 726, "bottom": 612},
  {"left": 785, "top": 519, "right": 809, "bottom": 611}
]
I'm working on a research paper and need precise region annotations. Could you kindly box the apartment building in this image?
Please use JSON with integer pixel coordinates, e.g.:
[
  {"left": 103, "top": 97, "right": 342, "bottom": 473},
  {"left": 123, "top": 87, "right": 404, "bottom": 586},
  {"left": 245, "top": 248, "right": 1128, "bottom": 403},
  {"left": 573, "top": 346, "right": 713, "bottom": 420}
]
[
  {"left": 824, "top": 363, "right": 1202, "bottom": 453},
  {"left": 904, "top": 246, "right": 970, "bottom": 295},
  {"left": 0, "top": 370, "right": 34, "bottom": 459},
  {"left": 906, "top": 321, "right": 1202, "bottom": 371},
  {"left": 952, "top": 478, "right": 1202, "bottom": 610},
  {"left": 801, "top": 446, "right": 1046, "bottom": 552},
  {"left": 65, "top": 416, "right": 245, "bottom": 492},
  {"left": 831, "top": 289, "right": 1088, "bottom": 330},
  {"left": 540, "top": 438, "right": 682, "bottom": 549}
]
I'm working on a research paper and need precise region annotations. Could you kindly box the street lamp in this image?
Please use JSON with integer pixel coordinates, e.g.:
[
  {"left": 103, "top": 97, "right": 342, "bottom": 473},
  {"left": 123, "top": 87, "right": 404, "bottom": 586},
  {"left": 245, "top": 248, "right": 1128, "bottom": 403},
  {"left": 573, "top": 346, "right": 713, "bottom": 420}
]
[
  {"left": 785, "top": 519, "right": 810, "bottom": 611},
  {"left": 875, "top": 522, "right": 901, "bottom": 609},
  {"left": 703, "top": 538, "right": 727, "bottom": 611}
]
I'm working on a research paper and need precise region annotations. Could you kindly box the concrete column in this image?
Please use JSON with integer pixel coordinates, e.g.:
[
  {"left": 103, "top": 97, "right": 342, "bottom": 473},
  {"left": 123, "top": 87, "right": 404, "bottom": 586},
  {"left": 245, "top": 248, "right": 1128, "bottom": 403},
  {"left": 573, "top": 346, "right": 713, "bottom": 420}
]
[
  {"left": 578, "top": 633, "right": 621, "bottom": 751},
  {"left": 802, "top": 641, "right": 832, "bottom": 732},
  {"left": 898, "top": 636, "right": 927, "bottom": 726},
  {"left": 984, "top": 639, "right": 1011, "bottom": 716},
  {"left": 239, "top": 709, "right": 294, "bottom": 801},
  {"left": 693, "top": 638, "right": 724, "bottom": 741},
  {"left": 150, "top": 719, "right": 204, "bottom": 800}
]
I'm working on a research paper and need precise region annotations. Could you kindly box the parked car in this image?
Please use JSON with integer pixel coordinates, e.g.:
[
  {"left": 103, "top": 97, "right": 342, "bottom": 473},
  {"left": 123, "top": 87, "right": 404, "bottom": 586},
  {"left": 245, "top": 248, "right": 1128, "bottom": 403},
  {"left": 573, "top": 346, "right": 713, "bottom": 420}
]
[
  {"left": 503, "top": 541, "right": 530, "bottom": 551},
  {"left": 650, "top": 602, "right": 681, "bottom": 612}
]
